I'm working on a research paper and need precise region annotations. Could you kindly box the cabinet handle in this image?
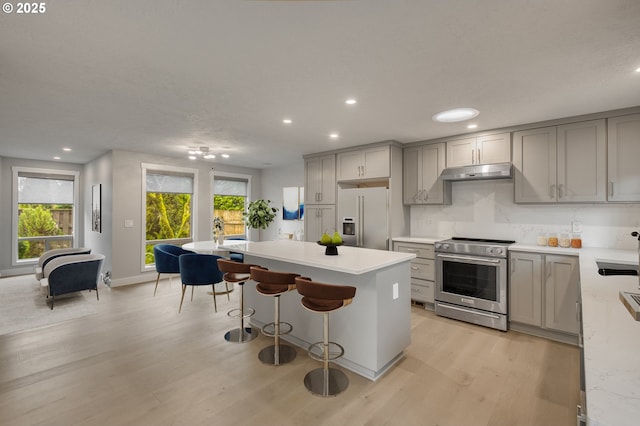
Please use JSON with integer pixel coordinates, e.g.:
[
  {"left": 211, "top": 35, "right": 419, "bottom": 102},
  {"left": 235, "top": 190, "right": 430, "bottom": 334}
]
[
  {"left": 547, "top": 262, "right": 552, "bottom": 279},
  {"left": 576, "top": 301, "right": 581, "bottom": 322},
  {"left": 558, "top": 184, "right": 564, "bottom": 198},
  {"left": 471, "top": 149, "right": 475, "bottom": 164},
  {"left": 609, "top": 181, "right": 614, "bottom": 197},
  {"left": 318, "top": 192, "right": 322, "bottom": 202},
  {"left": 549, "top": 184, "right": 556, "bottom": 199},
  {"left": 405, "top": 248, "right": 418, "bottom": 252},
  {"left": 423, "top": 191, "right": 428, "bottom": 201},
  {"left": 477, "top": 148, "right": 481, "bottom": 163},
  {"left": 511, "top": 261, "right": 515, "bottom": 274}
]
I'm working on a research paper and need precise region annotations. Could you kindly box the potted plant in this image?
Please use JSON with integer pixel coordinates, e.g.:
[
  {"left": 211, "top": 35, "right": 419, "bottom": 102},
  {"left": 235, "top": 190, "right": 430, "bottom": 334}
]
[{"left": 243, "top": 199, "right": 278, "bottom": 233}]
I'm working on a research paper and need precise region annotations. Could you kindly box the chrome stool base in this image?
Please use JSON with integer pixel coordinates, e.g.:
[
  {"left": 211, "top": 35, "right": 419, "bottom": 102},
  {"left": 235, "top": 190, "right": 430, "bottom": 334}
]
[
  {"left": 258, "top": 344, "right": 297, "bottom": 365},
  {"left": 224, "top": 327, "right": 259, "bottom": 343},
  {"left": 304, "top": 367, "right": 349, "bottom": 397}
]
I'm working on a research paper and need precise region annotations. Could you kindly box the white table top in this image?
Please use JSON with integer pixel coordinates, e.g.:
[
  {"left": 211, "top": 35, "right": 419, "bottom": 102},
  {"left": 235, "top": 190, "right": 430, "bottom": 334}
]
[
  {"left": 182, "top": 240, "right": 247, "bottom": 254},
  {"left": 222, "top": 240, "right": 415, "bottom": 275}
]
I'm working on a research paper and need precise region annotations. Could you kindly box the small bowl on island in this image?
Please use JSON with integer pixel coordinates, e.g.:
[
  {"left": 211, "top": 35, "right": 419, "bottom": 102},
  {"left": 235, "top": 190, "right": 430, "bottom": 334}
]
[{"left": 317, "top": 241, "right": 343, "bottom": 256}]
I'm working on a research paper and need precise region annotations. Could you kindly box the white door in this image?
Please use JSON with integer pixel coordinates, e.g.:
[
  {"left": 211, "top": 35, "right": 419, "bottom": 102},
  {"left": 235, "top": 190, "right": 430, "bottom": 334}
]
[
  {"left": 513, "top": 127, "right": 557, "bottom": 203},
  {"left": 608, "top": 114, "right": 640, "bottom": 202},
  {"left": 476, "top": 133, "right": 511, "bottom": 164},
  {"left": 446, "top": 137, "right": 476, "bottom": 167}
]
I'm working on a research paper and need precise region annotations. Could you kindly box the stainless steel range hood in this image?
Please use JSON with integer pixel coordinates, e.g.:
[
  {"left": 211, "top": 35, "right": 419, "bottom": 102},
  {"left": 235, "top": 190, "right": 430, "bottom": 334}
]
[{"left": 439, "top": 162, "right": 513, "bottom": 181}]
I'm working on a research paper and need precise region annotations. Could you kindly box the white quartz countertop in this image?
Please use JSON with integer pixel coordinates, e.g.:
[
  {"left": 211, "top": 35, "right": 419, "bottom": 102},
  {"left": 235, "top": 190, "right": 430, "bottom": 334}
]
[
  {"left": 575, "top": 247, "right": 639, "bottom": 426},
  {"left": 221, "top": 240, "right": 415, "bottom": 275},
  {"left": 510, "top": 243, "right": 581, "bottom": 256},
  {"left": 392, "top": 236, "right": 442, "bottom": 245}
]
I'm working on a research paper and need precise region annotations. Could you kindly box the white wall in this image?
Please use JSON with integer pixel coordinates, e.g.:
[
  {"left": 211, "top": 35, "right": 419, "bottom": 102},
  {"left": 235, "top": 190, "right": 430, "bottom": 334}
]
[
  {"left": 259, "top": 161, "right": 305, "bottom": 242},
  {"left": 410, "top": 179, "right": 640, "bottom": 250},
  {"left": 84, "top": 152, "right": 113, "bottom": 275}
]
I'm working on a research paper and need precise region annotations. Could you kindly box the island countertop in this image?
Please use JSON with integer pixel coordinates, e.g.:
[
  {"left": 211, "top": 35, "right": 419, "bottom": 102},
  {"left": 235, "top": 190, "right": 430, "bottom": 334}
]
[{"left": 224, "top": 240, "right": 415, "bottom": 275}]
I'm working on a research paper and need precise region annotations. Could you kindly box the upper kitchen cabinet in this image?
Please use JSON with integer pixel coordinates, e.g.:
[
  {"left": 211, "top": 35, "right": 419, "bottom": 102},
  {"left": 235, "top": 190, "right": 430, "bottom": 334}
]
[
  {"left": 445, "top": 132, "right": 510, "bottom": 167},
  {"left": 305, "top": 154, "right": 336, "bottom": 205},
  {"left": 403, "top": 143, "right": 451, "bottom": 205},
  {"left": 513, "top": 119, "right": 606, "bottom": 203},
  {"left": 337, "top": 145, "right": 390, "bottom": 181},
  {"left": 607, "top": 114, "right": 640, "bottom": 202}
]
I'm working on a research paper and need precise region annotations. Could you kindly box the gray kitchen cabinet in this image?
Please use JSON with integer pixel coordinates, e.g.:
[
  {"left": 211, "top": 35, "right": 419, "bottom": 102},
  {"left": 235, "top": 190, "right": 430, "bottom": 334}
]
[
  {"left": 304, "top": 205, "right": 336, "bottom": 243},
  {"left": 337, "top": 145, "right": 390, "bottom": 181},
  {"left": 544, "top": 255, "right": 580, "bottom": 334},
  {"left": 305, "top": 154, "right": 336, "bottom": 205},
  {"left": 403, "top": 143, "right": 451, "bottom": 205},
  {"left": 393, "top": 241, "right": 435, "bottom": 308},
  {"left": 607, "top": 113, "right": 640, "bottom": 202},
  {"left": 513, "top": 119, "right": 606, "bottom": 203},
  {"left": 509, "top": 251, "right": 579, "bottom": 337},
  {"left": 509, "top": 252, "right": 543, "bottom": 326},
  {"left": 445, "top": 132, "right": 510, "bottom": 167}
]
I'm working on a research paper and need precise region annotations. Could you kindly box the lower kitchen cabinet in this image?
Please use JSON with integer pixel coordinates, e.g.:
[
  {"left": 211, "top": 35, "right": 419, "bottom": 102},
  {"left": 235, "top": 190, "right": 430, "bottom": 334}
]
[
  {"left": 509, "top": 251, "right": 580, "bottom": 341},
  {"left": 394, "top": 241, "right": 435, "bottom": 309}
]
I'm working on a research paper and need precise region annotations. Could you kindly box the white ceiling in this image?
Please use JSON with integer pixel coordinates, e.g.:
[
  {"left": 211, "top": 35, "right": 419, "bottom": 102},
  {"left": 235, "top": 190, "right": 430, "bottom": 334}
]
[{"left": 1, "top": 0, "right": 639, "bottom": 169}]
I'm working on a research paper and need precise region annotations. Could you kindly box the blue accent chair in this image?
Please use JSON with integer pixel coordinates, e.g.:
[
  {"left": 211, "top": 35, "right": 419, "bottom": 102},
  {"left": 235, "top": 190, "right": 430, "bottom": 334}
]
[
  {"left": 153, "top": 244, "right": 193, "bottom": 296},
  {"left": 178, "top": 253, "right": 226, "bottom": 313},
  {"left": 42, "top": 253, "right": 105, "bottom": 310},
  {"left": 226, "top": 237, "right": 246, "bottom": 262}
]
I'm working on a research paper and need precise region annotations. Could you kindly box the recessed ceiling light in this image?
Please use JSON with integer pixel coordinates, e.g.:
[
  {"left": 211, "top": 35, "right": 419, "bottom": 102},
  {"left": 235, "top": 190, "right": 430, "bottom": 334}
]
[
  {"left": 635, "top": 67, "right": 640, "bottom": 73},
  {"left": 433, "top": 108, "right": 479, "bottom": 123},
  {"left": 63, "top": 147, "right": 72, "bottom": 152},
  {"left": 203, "top": 154, "right": 216, "bottom": 159},
  {"left": 467, "top": 124, "right": 478, "bottom": 129},
  {"left": 345, "top": 99, "right": 357, "bottom": 105},
  {"left": 283, "top": 119, "right": 292, "bottom": 124},
  {"left": 329, "top": 133, "right": 339, "bottom": 139},
  {"left": 53, "top": 156, "right": 61, "bottom": 160},
  {"left": 188, "top": 156, "right": 196, "bottom": 160},
  {"left": 221, "top": 154, "right": 230, "bottom": 158}
]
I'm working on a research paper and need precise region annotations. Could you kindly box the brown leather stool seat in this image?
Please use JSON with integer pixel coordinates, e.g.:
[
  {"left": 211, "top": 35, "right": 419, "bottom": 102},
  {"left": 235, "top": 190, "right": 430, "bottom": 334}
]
[
  {"left": 250, "top": 266, "right": 300, "bottom": 365},
  {"left": 295, "top": 276, "right": 356, "bottom": 397},
  {"left": 217, "top": 259, "right": 260, "bottom": 343}
]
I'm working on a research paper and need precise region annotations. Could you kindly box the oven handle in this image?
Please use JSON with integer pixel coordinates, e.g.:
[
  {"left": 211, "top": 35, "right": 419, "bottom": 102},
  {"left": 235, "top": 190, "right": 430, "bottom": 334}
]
[
  {"left": 437, "top": 253, "right": 502, "bottom": 265},
  {"left": 438, "top": 303, "right": 502, "bottom": 320}
]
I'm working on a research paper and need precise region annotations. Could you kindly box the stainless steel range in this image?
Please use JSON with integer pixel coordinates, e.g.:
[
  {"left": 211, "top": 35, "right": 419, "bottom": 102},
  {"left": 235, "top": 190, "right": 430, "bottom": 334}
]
[{"left": 434, "top": 237, "right": 515, "bottom": 331}]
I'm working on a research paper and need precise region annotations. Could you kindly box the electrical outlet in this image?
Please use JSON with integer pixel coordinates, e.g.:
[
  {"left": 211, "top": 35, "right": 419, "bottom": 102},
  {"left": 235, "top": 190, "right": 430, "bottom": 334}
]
[
  {"left": 392, "top": 282, "right": 399, "bottom": 300},
  {"left": 124, "top": 219, "right": 134, "bottom": 228},
  {"left": 572, "top": 221, "right": 583, "bottom": 233}
]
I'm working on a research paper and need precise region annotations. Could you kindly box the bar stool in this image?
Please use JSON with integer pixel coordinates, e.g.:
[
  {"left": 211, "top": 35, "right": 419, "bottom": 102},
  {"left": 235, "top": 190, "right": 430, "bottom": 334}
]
[
  {"left": 250, "top": 266, "right": 300, "bottom": 365},
  {"left": 217, "top": 259, "right": 259, "bottom": 343},
  {"left": 294, "top": 276, "right": 356, "bottom": 397}
]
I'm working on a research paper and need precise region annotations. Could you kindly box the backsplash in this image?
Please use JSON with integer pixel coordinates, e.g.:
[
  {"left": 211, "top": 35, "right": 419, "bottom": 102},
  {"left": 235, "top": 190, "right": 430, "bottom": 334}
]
[{"left": 410, "top": 180, "right": 640, "bottom": 250}]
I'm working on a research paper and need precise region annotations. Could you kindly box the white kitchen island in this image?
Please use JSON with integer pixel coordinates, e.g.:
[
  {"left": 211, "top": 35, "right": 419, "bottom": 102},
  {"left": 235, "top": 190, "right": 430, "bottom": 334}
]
[{"left": 226, "top": 239, "right": 416, "bottom": 381}]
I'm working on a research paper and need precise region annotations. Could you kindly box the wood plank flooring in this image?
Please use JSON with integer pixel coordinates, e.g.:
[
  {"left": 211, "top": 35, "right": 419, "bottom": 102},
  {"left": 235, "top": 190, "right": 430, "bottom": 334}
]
[{"left": 0, "top": 278, "right": 579, "bottom": 425}]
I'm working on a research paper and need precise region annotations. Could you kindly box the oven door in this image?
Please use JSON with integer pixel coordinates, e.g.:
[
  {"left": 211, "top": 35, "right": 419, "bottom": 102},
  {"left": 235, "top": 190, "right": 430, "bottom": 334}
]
[{"left": 436, "top": 253, "right": 507, "bottom": 314}]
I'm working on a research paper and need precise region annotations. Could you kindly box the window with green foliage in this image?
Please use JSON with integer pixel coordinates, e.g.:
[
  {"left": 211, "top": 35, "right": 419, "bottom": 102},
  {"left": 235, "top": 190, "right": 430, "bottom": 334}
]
[
  {"left": 213, "top": 176, "right": 248, "bottom": 237},
  {"left": 143, "top": 166, "right": 197, "bottom": 266},
  {"left": 14, "top": 169, "right": 77, "bottom": 262}
]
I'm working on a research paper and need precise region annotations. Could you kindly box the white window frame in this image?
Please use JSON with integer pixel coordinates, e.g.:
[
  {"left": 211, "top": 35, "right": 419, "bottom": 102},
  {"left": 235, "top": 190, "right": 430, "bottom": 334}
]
[
  {"left": 11, "top": 166, "right": 80, "bottom": 266},
  {"left": 211, "top": 170, "right": 252, "bottom": 240},
  {"left": 141, "top": 163, "right": 198, "bottom": 272}
]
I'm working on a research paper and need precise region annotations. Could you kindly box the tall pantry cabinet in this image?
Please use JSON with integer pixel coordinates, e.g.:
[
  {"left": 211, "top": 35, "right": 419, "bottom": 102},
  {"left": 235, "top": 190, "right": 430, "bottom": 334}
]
[{"left": 304, "top": 154, "right": 336, "bottom": 242}]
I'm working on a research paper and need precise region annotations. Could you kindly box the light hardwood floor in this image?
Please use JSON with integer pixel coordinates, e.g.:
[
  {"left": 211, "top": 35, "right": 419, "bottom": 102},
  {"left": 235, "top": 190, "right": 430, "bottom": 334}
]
[{"left": 0, "top": 278, "right": 579, "bottom": 426}]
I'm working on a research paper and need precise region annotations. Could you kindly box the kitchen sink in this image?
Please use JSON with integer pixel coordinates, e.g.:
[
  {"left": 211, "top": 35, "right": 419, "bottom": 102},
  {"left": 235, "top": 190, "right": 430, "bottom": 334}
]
[{"left": 596, "top": 259, "right": 639, "bottom": 276}]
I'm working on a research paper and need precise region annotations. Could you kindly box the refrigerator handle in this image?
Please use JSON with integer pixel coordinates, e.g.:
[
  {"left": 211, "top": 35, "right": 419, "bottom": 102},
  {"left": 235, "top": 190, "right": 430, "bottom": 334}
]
[{"left": 358, "top": 195, "right": 364, "bottom": 247}]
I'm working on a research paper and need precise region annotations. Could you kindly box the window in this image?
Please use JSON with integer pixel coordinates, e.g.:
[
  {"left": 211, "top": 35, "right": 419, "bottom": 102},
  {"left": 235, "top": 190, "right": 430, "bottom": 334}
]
[
  {"left": 142, "top": 164, "right": 198, "bottom": 268},
  {"left": 12, "top": 167, "right": 79, "bottom": 264},
  {"left": 212, "top": 173, "right": 250, "bottom": 238}
]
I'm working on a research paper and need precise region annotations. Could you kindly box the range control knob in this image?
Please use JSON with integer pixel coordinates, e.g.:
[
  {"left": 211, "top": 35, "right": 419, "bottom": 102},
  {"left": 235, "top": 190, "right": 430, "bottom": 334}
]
[
  {"left": 495, "top": 248, "right": 504, "bottom": 255},
  {"left": 435, "top": 243, "right": 441, "bottom": 249},
  {"left": 443, "top": 244, "right": 450, "bottom": 250}
]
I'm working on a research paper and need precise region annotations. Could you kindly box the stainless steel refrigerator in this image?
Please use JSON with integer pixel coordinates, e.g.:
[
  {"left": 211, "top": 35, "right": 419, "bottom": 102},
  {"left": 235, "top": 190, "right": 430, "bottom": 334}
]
[{"left": 338, "top": 187, "right": 389, "bottom": 250}]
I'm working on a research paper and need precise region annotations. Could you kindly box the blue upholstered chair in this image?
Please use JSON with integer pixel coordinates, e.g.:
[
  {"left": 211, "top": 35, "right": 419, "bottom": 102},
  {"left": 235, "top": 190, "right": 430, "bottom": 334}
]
[
  {"left": 42, "top": 253, "right": 105, "bottom": 310},
  {"left": 225, "top": 237, "right": 246, "bottom": 262},
  {"left": 153, "top": 244, "right": 193, "bottom": 296},
  {"left": 178, "top": 253, "right": 226, "bottom": 313}
]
